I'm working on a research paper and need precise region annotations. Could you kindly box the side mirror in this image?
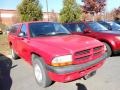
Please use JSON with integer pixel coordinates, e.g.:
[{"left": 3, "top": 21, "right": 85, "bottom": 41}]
[
  {"left": 108, "top": 26, "right": 112, "bottom": 30},
  {"left": 18, "top": 32, "right": 26, "bottom": 37},
  {"left": 84, "top": 29, "right": 91, "bottom": 33}
]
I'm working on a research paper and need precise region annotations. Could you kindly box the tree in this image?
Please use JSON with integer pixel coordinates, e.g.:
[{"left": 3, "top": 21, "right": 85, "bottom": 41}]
[
  {"left": 17, "top": 0, "right": 43, "bottom": 22},
  {"left": 60, "top": 0, "right": 82, "bottom": 23},
  {"left": 113, "top": 7, "right": 120, "bottom": 21},
  {"left": 82, "top": 0, "right": 106, "bottom": 14}
]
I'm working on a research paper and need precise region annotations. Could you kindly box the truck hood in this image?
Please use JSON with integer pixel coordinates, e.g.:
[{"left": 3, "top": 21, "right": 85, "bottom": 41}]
[{"left": 32, "top": 35, "right": 103, "bottom": 53}]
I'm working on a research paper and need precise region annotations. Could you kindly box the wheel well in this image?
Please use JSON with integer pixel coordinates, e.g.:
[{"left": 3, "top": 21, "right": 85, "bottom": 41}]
[
  {"left": 31, "top": 52, "right": 41, "bottom": 58},
  {"left": 9, "top": 42, "right": 12, "bottom": 48},
  {"left": 100, "top": 40, "right": 113, "bottom": 52},
  {"left": 31, "top": 52, "right": 42, "bottom": 62},
  {"left": 31, "top": 52, "right": 44, "bottom": 65}
]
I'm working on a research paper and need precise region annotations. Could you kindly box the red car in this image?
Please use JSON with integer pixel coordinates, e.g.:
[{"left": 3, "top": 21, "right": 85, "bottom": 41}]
[
  {"left": 8, "top": 21, "right": 107, "bottom": 87},
  {"left": 63, "top": 21, "right": 120, "bottom": 56}
]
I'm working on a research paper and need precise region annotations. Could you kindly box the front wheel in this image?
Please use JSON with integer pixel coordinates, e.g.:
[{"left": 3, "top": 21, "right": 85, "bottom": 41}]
[
  {"left": 11, "top": 48, "right": 19, "bottom": 60},
  {"left": 32, "top": 55, "right": 52, "bottom": 87}
]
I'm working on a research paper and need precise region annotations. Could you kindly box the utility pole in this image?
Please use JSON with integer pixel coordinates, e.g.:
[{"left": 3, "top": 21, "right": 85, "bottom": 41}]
[{"left": 46, "top": 0, "right": 49, "bottom": 21}]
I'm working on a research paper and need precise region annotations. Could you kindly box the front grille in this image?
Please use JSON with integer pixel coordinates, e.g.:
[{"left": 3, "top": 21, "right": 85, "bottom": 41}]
[{"left": 74, "top": 45, "right": 104, "bottom": 63}]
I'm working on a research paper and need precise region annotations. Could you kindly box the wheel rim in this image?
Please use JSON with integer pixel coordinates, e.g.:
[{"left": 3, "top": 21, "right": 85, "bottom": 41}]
[{"left": 34, "top": 64, "right": 43, "bottom": 82}]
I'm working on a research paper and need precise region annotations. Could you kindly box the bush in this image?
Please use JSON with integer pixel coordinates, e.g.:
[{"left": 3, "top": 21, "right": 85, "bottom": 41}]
[{"left": 0, "top": 24, "right": 7, "bottom": 31}]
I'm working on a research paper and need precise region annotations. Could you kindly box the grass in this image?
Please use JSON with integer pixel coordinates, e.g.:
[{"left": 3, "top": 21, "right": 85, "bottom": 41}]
[{"left": 0, "top": 34, "right": 11, "bottom": 55}]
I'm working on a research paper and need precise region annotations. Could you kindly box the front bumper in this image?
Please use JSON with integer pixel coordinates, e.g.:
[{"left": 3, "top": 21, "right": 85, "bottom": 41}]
[{"left": 46, "top": 53, "right": 107, "bottom": 74}]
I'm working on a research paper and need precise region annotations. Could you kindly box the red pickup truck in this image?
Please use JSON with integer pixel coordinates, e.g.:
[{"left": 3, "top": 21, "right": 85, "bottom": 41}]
[{"left": 8, "top": 21, "right": 107, "bottom": 87}]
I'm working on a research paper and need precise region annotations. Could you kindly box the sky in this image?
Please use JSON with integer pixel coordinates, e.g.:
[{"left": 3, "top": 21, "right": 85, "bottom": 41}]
[{"left": 0, "top": 0, "right": 120, "bottom": 13}]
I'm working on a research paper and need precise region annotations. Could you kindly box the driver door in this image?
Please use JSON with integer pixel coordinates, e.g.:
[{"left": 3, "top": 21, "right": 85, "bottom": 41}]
[{"left": 16, "top": 24, "right": 30, "bottom": 61}]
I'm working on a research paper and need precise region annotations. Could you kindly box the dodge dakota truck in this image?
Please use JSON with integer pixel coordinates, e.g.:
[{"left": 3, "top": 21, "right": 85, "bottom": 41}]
[{"left": 8, "top": 21, "right": 107, "bottom": 87}]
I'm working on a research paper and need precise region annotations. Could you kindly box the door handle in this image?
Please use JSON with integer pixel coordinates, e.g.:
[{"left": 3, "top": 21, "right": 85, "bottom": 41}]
[{"left": 18, "top": 37, "right": 24, "bottom": 40}]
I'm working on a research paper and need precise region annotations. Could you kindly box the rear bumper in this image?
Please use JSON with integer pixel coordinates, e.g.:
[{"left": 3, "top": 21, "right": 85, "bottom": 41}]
[{"left": 46, "top": 53, "right": 107, "bottom": 74}]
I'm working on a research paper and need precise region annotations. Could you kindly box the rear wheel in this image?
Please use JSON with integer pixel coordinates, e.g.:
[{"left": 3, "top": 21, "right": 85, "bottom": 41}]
[
  {"left": 32, "top": 54, "right": 52, "bottom": 87},
  {"left": 103, "top": 42, "right": 112, "bottom": 57},
  {"left": 11, "top": 48, "right": 19, "bottom": 60}
]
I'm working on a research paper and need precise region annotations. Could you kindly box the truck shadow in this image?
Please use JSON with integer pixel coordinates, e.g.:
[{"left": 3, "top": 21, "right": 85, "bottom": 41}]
[
  {"left": 0, "top": 53, "right": 17, "bottom": 90},
  {"left": 112, "top": 53, "right": 120, "bottom": 57},
  {"left": 76, "top": 83, "right": 87, "bottom": 90}
]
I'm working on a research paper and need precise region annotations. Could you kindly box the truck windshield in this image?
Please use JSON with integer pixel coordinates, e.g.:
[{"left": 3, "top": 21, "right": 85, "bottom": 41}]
[
  {"left": 29, "top": 22, "right": 70, "bottom": 37},
  {"left": 87, "top": 22, "right": 108, "bottom": 31}
]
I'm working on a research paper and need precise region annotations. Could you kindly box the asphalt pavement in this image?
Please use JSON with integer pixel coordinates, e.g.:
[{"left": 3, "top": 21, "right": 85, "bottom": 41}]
[{"left": 0, "top": 54, "right": 120, "bottom": 90}]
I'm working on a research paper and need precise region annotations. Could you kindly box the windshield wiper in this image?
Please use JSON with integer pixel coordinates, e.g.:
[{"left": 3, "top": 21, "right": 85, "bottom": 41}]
[
  {"left": 45, "top": 32, "right": 70, "bottom": 36},
  {"left": 37, "top": 33, "right": 49, "bottom": 37},
  {"left": 54, "top": 32, "right": 70, "bottom": 35},
  {"left": 37, "top": 32, "right": 70, "bottom": 37}
]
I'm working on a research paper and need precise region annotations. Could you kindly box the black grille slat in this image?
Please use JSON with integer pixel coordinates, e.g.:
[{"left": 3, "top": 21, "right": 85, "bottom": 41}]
[
  {"left": 94, "top": 51, "right": 102, "bottom": 56},
  {"left": 75, "top": 55, "right": 90, "bottom": 61},
  {"left": 93, "top": 46, "right": 103, "bottom": 51},
  {"left": 75, "top": 49, "right": 90, "bottom": 56}
]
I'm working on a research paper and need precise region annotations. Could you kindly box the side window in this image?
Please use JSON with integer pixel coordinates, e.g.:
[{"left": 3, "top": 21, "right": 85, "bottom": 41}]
[
  {"left": 76, "top": 24, "right": 82, "bottom": 32},
  {"left": 20, "top": 24, "right": 27, "bottom": 36},
  {"left": 9, "top": 25, "right": 19, "bottom": 35},
  {"left": 78, "top": 23, "right": 86, "bottom": 32}
]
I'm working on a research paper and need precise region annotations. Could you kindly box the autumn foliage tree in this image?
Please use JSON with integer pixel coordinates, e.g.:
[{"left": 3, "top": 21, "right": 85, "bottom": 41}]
[
  {"left": 113, "top": 7, "right": 120, "bottom": 21},
  {"left": 17, "top": 0, "right": 43, "bottom": 22},
  {"left": 82, "top": 0, "right": 106, "bottom": 14}
]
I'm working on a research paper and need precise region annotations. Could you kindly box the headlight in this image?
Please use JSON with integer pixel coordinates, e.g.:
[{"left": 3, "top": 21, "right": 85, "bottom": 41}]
[{"left": 51, "top": 55, "right": 72, "bottom": 66}]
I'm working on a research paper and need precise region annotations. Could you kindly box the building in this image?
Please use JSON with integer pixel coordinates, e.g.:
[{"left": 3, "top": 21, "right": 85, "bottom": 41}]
[
  {"left": 0, "top": 9, "right": 59, "bottom": 26},
  {"left": 43, "top": 11, "right": 59, "bottom": 21},
  {"left": 0, "top": 9, "right": 18, "bottom": 26}
]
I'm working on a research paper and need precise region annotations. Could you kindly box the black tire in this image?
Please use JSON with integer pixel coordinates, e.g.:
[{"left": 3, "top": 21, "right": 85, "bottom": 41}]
[
  {"left": 32, "top": 54, "right": 52, "bottom": 87},
  {"left": 11, "top": 48, "right": 19, "bottom": 60},
  {"left": 103, "top": 42, "right": 112, "bottom": 57}
]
